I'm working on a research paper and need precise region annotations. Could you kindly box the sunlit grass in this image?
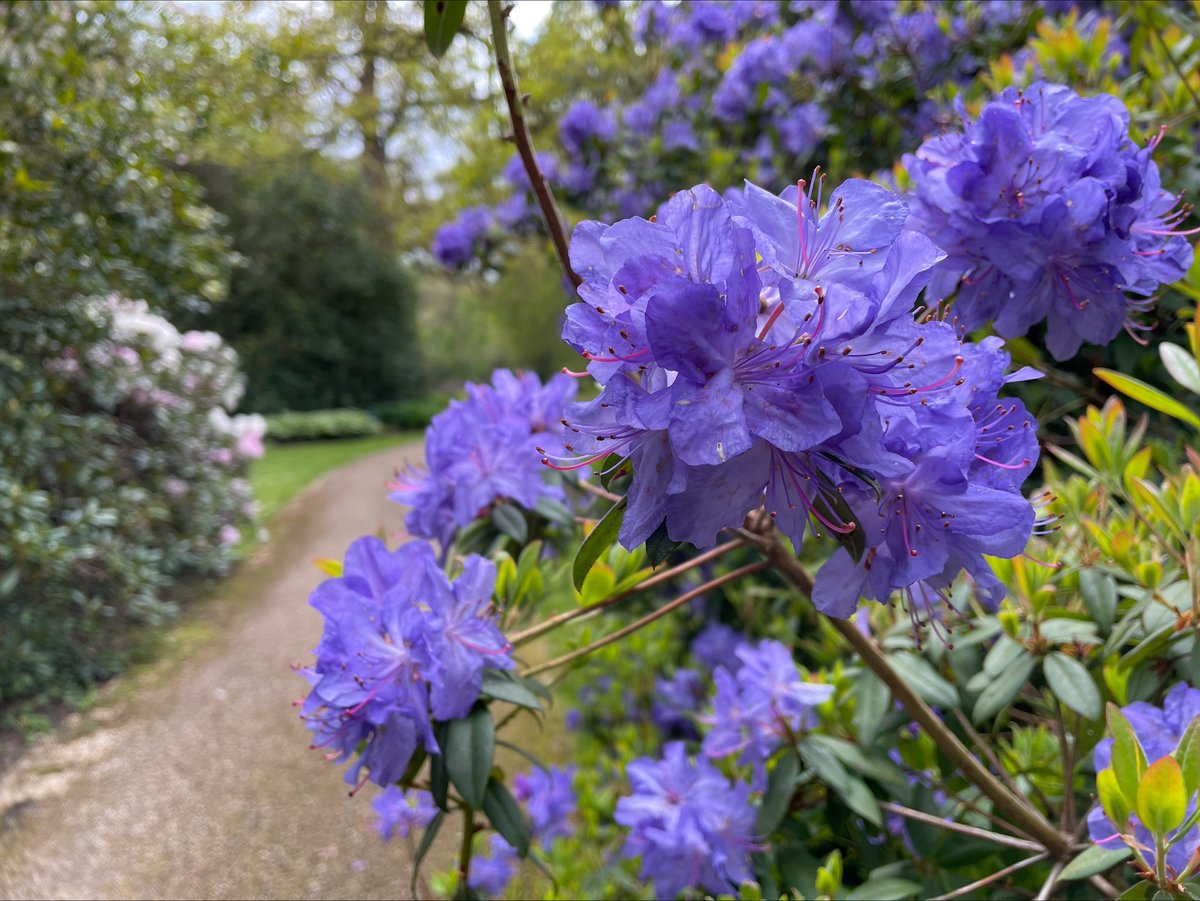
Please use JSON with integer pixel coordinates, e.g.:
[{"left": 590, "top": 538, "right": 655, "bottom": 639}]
[{"left": 249, "top": 431, "right": 420, "bottom": 523}]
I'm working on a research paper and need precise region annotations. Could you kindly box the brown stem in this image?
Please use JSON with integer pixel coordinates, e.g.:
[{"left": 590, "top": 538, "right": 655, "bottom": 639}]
[
  {"left": 931, "top": 853, "right": 1049, "bottom": 901},
  {"left": 486, "top": 0, "right": 581, "bottom": 288},
  {"left": 520, "top": 560, "right": 767, "bottom": 678},
  {"left": 509, "top": 538, "right": 745, "bottom": 646},
  {"left": 752, "top": 525, "right": 1073, "bottom": 859},
  {"left": 878, "top": 801, "right": 1042, "bottom": 852}
]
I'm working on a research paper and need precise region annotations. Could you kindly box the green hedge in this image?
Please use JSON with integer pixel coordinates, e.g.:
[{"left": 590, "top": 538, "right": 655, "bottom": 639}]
[
  {"left": 373, "top": 396, "right": 451, "bottom": 430},
  {"left": 264, "top": 409, "right": 384, "bottom": 442}
]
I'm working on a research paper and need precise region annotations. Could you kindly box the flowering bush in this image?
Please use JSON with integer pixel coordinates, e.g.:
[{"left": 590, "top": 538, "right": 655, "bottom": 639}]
[
  {"left": 296, "top": 3, "right": 1200, "bottom": 900},
  {"left": 1, "top": 297, "right": 261, "bottom": 702}
]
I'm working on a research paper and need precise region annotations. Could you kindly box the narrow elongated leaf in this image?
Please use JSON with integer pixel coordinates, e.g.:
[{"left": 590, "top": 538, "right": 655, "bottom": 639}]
[
  {"left": 1176, "top": 717, "right": 1200, "bottom": 798},
  {"left": 430, "top": 746, "right": 449, "bottom": 811},
  {"left": 423, "top": 0, "right": 467, "bottom": 58},
  {"left": 854, "top": 670, "right": 891, "bottom": 745},
  {"left": 1109, "top": 702, "right": 1148, "bottom": 808},
  {"left": 492, "top": 502, "right": 528, "bottom": 544},
  {"left": 845, "top": 877, "right": 921, "bottom": 900},
  {"left": 972, "top": 652, "right": 1035, "bottom": 723},
  {"left": 1095, "top": 369, "right": 1200, "bottom": 429},
  {"left": 889, "top": 653, "right": 959, "bottom": 709},
  {"left": 480, "top": 670, "right": 543, "bottom": 711},
  {"left": 573, "top": 496, "right": 626, "bottom": 590},
  {"left": 445, "top": 707, "right": 495, "bottom": 809},
  {"left": 482, "top": 777, "right": 532, "bottom": 856},
  {"left": 1079, "top": 569, "right": 1118, "bottom": 632},
  {"left": 756, "top": 754, "right": 799, "bottom": 835},
  {"left": 1045, "top": 652, "right": 1102, "bottom": 720},
  {"left": 1162, "top": 343, "right": 1200, "bottom": 395},
  {"left": 410, "top": 810, "right": 446, "bottom": 896},
  {"left": 1058, "top": 844, "right": 1132, "bottom": 882}
]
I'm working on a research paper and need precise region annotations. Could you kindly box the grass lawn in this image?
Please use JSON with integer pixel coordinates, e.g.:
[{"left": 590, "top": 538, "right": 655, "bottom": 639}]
[{"left": 249, "top": 431, "right": 420, "bottom": 523}]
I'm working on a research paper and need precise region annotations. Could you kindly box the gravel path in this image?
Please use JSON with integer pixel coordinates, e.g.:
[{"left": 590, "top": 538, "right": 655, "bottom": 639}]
[{"left": 0, "top": 443, "right": 461, "bottom": 900}]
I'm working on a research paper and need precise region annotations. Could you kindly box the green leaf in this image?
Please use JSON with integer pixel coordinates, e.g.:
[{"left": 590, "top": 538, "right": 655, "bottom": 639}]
[
  {"left": 1080, "top": 569, "right": 1118, "bottom": 633},
  {"left": 854, "top": 670, "right": 891, "bottom": 745},
  {"left": 482, "top": 777, "right": 532, "bottom": 856},
  {"left": 889, "top": 654, "right": 959, "bottom": 709},
  {"left": 1058, "top": 844, "right": 1133, "bottom": 882},
  {"left": 1138, "top": 757, "right": 1188, "bottom": 836},
  {"left": 1110, "top": 702, "right": 1149, "bottom": 807},
  {"left": 1117, "top": 881, "right": 1155, "bottom": 901},
  {"left": 479, "top": 670, "right": 543, "bottom": 711},
  {"left": 430, "top": 744, "right": 449, "bottom": 812},
  {"left": 573, "top": 496, "right": 626, "bottom": 590},
  {"left": 1176, "top": 717, "right": 1200, "bottom": 798},
  {"left": 496, "top": 738, "right": 549, "bottom": 772},
  {"left": 798, "top": 740, "right": 881, "bottom": 826},
  {"left": 1095, "top": 369, "right": 1200, "bottom": 429},
  {"left": 492, "top": 502, "right": 528, "bottom": 544},
  {"left": 756, "top": 753, "right": 799, "bottom": 835},
  {"left": 423, "top": 0, "right": 467, "bottom": 58},
  {"left": 599, "top": 452, "right": 632, "bottom": 490},
  {"left": 445, "top": 707, "right": 495, "bottom": 809},
  {"left": 1162, "top": 343, "right": 1200, "bottom": 395},
  {"left": 1098, "top": 767, "right": 1132, "bottom": 831},
  {"left": 645, "top": 522, "right": 682, "bottom": 567},
  {"left": 845, "top": 877, "right": 922, "bottom": 900},
  {"left": 410, "top": 810, "right": 446, "bottom": 897},
  {"left": 1044, "top": 652, "right": 1103, "bottom": 720},
  {"left": 972, "top": 651, "right": 1035, "bottom": 723}
]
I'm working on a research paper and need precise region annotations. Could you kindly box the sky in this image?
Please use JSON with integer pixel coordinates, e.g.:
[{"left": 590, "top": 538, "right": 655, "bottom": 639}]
[{"left": 511, "top": 0, "right": 554, "bottom": 39}]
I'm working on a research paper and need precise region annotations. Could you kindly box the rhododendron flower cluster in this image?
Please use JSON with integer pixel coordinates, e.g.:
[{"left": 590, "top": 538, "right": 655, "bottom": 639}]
[
  {"left": 554, "top": 178, "right": 1039, "bottom": 618},
  {"left": 389, "top": 369, "right": 577, "bottom": 547},
  {"left": 615, "top": 741, "right": 759, "bottom": 898},
  {"left": 298, "top": 537, "right": 513, "bottom": 789},
  {"left": 907, "top": 82, "right": 1196, "bottom": 359},
  {"left": 1089, "top": 684, "right": 1200, "bottom": 873}
]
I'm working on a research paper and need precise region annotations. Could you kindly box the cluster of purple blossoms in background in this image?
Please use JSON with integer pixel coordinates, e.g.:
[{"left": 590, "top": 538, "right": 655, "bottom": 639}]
[
  {"left": 553, "top": 176, "right": 1040, "bottom": 619},
  {"left": 615, "top": 741, "right": 759, "bottom": 898},
  {"left": 389, "top": 369, "right": 576, "bottom": 549},
  {"left": 432, "top": 206, "right": 494, "bottom": 269},
  {"left": 1089, "top": 684, "right": 1200, "bottom": 874},
  {"left": 373, "top": 786, "right": 438, "bottom": 841},
  {"left": 298, "top": 537, "right": 512, "bottom": 789},
  {"left": 907, "top": 82, "right": 1196, "bottom": 360}
]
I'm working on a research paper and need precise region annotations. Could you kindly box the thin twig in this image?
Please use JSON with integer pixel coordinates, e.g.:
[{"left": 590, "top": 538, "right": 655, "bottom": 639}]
[
  {"left": 878, "top": 801, "right": 1043, "bottom": 853},
  {"left": 1035, "top": 858, "right": 1068, "bottom": 901},
  {"left": 751, "top": 523, "right": 1073, "bottom": 858},
  {"left": 509, "top": 539, "right": 745, "bottom": 646},
  {"left": 931, "top": 853, "right": 1049, "bottom": 901},
  {"left": 1088, "top": 874, "right": 1122, "bottom": 899},
  {"left": 575, "top": 479, "right": 621, "bottom": 503},
  {"left": 486, "top": 0, "right": 580, "bottom": 288},
  {"left": 520, "top": 561, "right": 767, "bottom": 678}
]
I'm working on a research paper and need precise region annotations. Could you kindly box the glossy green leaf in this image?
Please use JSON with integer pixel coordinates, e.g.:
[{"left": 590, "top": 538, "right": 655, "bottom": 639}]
[
  {"left": 479, "top": 670, "right": 543, "bottom": 711},
  {"left": 972, "top": 651, "right": 1035, "bottom": 722},
  {"left": 423, "top": 0, "right": 467, "bottom": 58},
  {"left": 1058, "top": 844, "right": 1133, "bottom": 882},
  {"left": 1138, "top": 757, "right": 1188, "bottom": 836},
  {"left": 645, "top": 522, "right": 682, "bottom": 567},
  {"left": 1176, "top": 717, "right": 1200, "bottom": 799},
  {"left": 1095, "top": 368, "right": 1200, "bottom": 429},
  {"left": 482, "top": 777, "right": 532, "bottom": 856},
  {"left": 1162, "top": 343, "right": 1200, "bottom": 395},
  {"left": 845, "top": 877, "right": 922, "bottom": 900},
  {"left": 1098, "top": 767, "right": 1132, "bottom": 831},
  {"left": 1045, "top": 652, "right": 1102, "bottom": 720},
  {"left": 756, "top": 753, "right": 799, "bottom": 835},
  {"left": 445, "top": 707, "right": 495, "bottom": 809},
  {"left": 1079, "top": 569, "right": 1118, "bottom": 632},
  {"left": 1110, "top": 702, "right": 1149, "bottom": 807},
  {"left": 491, "top": 502, "right": 528, "bottom": 544},
  {"left": 430, "top": 743, "right": 449, "bottom": 812},
  {"left": 573, "top": 496, "right": 626, "bottom": 590},
  {"left": 854, "top": 670, "right": 891, "bottom": 745},
  {"left": 889, "top": 653, "right": 959, "bottom": 709}
]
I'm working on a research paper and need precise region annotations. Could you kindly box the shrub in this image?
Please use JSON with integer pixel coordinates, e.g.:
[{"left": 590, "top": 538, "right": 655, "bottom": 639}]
[
  {"left": 1, "top": 298, "right": 263, "bottom": 703},
  {"left": 373, "top": 396, "right": 454, "bottom": 431},
  {"left": 264, "top": 408, "right": 384, "bottom": 442}
]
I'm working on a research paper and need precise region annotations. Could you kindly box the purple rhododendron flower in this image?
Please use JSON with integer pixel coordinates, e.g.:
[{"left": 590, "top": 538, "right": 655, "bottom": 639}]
[
  {"left": 691, "top": 623, "right": 750, "bottom": 673},
  {"left": 652, "top": 668, "right": 706, "bottom": 739},
  {"left": 433, "top": 206, "right": 493, "bottom": 269},
  {"left": 513, "top": 765, "right": 577, "bottom": 843},
  {"left": 560, "top": 100, "right": 617, "bottom": 159},
  {"left": 703, "top": 640, "right": 833, "bottom": 777},
  {"left": 555, "top": 174, "right": 1039, "bottom": 618},
  {"left": 906, "top": 81, "right": 1195, "bottom": 360},
  {"left": 469, "top": 834, "right": 518, "bottom": 896},
  {"left": 390, "top": 369, "right": 576, "bottom": 548},
  {"left": 1088, "top": 684, "right": 1200, "bottom": 875},
  {"left": 615, "top": 742, "right": 760, "bottom": 897},
  {"left": 373, "top": 786, "right": 437, "bottom": 841},
  {"left": 298, "top": 537, "right": 512, "bottom": 789}
]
